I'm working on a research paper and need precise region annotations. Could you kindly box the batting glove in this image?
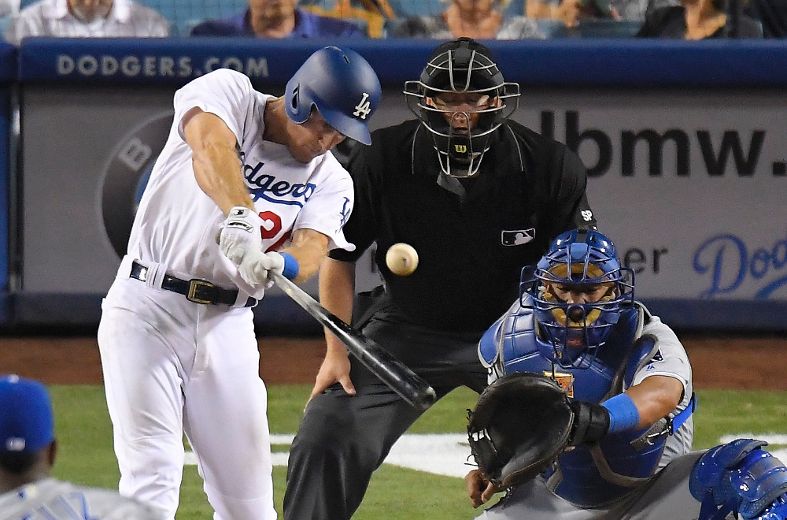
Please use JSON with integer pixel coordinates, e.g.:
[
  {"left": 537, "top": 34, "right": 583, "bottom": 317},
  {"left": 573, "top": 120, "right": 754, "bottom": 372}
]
[
  {"left": 236, "top": 250, "right": 285, "bottom": 287},
  {"left": 218, "top": 206, "right": 263, "bottom": 266}
]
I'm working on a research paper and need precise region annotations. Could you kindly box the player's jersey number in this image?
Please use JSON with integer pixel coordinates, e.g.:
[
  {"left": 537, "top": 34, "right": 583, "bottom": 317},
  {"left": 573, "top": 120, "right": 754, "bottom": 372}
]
[{"left": 259, "top": 210, "right": 291, "bottom": 252}]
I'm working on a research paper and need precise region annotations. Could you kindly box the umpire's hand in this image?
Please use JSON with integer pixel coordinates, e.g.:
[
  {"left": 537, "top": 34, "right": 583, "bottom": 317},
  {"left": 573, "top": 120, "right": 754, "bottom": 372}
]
[
  {"left": 465, "top": 469, "right": 504, "bottom": 508},
  {"left": 309, "top": 346, "right": 356, "bottom": 402}
]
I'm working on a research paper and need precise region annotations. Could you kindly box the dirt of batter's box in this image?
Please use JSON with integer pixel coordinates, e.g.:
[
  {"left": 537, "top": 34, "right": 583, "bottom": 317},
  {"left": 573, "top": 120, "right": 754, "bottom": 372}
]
[{"left": 0, "top": 334, "right": 784, "bottom": 390}]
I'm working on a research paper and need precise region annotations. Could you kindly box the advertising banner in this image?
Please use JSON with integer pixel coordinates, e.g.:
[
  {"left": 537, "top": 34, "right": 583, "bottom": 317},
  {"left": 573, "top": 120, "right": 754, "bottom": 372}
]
[{"left": 16, "top": 40, "right": 787, "bottom": 328}]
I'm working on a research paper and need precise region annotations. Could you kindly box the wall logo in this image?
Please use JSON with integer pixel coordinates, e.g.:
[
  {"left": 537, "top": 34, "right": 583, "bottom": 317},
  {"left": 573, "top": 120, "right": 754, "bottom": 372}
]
[
  {"left": 99, "top": 112, "right": 171, "bottom": 258},
  {"left": 539, "top": 110, "right": 785, "bottom": 178},
  {"left": 693, "top": 233, "right": 787, "bottom": 299}
]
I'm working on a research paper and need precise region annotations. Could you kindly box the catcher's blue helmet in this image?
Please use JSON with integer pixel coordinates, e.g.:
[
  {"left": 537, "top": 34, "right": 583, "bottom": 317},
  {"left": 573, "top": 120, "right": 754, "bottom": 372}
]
[
  {"left": 521, "top": 229, "right": 634, "bottom": 368},
  {"left": 285, "top": 46, "right": 381, "bottom": 145}
]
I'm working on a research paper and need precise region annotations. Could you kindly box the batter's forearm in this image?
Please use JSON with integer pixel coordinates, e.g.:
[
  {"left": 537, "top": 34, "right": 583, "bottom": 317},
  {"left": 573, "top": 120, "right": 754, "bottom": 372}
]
[
  {"left": 192, "top": 147, "right": 253, "bottom": 215},
  {"left": 184, "top": 110, "right": 253, "bottom": 215},
  {"left": 280, "top": 229, "right": 330, "bottom": 283}
]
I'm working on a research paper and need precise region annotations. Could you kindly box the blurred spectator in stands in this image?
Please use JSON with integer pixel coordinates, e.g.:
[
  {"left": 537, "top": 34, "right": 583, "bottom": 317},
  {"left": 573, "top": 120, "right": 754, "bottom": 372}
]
[
  {"left": 299, "top": 0, "right": 393, "bottom": 38},
  {"left": 5, "top": 0, "right": 168, "bottom": 44},
  {"left": 191, "top": 0, "right": 364, "bottom": 38},
  {"left": 0, "top": 0, "right": 19, "bottom": 17},
  {"left": 745, "top": 0, "right": 786, "bottom": 36},
  {"left": 388, "top": 0, "right": 545, "bottom": 39},
  {"left": 637, "top": 0, "right": 762, "bottom": 38},
  {"left": 526, "top": 0, "right": 678, "bottom": 27}
]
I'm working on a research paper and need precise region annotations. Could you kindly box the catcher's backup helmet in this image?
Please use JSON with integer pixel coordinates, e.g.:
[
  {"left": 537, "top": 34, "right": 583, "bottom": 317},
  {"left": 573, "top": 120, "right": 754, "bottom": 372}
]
[
  {"left": 285, "top": 46, "right": 381, "bottom": 145},
  {"left": 521, "top": 229, "right": 634, "bottom": 368},
  {"left": 403, "top": 37, "right": 520, "bottom": 178}
]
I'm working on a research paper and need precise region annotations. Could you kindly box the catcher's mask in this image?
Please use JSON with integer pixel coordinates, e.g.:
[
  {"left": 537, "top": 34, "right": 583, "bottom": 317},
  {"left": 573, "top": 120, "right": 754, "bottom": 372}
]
[
  {"left": 520, "top": 229, "right": 634, "bottom": 368},
  {"left": 403, "top": 37, "right": 520, "bottom": 178}
]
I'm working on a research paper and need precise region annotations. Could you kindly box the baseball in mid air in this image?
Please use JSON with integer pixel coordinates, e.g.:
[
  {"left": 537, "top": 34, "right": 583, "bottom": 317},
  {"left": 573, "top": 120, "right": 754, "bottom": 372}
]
[{"left": 385, "top": 243, "right": 419, "bottom": 277}]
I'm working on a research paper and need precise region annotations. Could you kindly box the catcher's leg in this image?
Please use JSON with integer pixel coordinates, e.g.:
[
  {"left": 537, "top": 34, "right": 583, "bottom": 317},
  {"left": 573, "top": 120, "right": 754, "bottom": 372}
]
[
  {"left": 609, "top": 440, "right": 787, "bottom": 520},
  {"left": 477, "top": 478, "right": 604, "bottom": 519}
]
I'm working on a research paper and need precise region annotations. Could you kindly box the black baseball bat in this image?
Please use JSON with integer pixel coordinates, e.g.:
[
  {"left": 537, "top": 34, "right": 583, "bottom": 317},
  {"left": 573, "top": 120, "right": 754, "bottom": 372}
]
[{"left": 269, "top": 272, "right": 436, "bottom": 411}]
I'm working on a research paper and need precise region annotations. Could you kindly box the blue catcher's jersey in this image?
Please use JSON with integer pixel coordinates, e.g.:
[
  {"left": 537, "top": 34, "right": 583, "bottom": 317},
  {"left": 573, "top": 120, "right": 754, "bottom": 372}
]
[{"left": 478, "top": 296, "right": 678, "bottom": 508}]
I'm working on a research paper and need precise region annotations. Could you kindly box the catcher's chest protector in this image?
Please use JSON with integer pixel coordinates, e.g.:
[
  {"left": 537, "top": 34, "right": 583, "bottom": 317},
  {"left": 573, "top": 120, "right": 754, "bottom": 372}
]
[{"left": 487, "top": 303, "right": 670, "bottom": 507}]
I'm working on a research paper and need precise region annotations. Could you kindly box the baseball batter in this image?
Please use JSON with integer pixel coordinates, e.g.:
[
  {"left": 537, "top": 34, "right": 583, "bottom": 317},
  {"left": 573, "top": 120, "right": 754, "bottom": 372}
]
[
  {"left": 465, "top": 229, "right": 787, "bottom": 520},
  {"left": 0, "top": 375, "right": 165, "bottom": 519},
  {"left": 97, "top": 47, "right": 380, "bottom": 519}
]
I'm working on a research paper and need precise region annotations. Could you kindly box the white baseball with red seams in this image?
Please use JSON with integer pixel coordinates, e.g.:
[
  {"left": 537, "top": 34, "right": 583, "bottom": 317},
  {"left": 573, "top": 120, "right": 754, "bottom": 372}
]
[{"left": 385, "top": 243, "right": 419, "bottom": 276}]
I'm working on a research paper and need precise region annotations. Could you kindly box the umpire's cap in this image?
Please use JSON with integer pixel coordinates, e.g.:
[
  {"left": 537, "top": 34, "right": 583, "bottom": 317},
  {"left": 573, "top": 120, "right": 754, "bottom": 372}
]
[
  {"left": 285, "top": 46, "right": 381, "bottom": 145},
  {"left": 0, "top": 375, "right": 54, "bottom": 453}
]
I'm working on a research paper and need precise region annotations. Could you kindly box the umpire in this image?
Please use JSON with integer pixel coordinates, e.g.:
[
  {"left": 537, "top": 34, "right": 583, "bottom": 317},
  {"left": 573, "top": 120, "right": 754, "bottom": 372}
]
[{"left": 283, "top": 37, "right": 597, "bottom": 520}]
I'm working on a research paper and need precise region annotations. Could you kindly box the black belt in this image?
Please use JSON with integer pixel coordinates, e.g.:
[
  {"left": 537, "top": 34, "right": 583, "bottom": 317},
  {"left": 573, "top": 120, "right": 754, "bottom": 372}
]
[{"left": 129, "top": 261, "right": 256, "bottom": 307}]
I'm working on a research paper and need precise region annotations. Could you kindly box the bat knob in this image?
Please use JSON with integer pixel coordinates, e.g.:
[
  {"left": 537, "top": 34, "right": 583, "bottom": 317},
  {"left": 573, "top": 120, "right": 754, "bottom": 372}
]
[{"left": 413, "top": 386, "right": 437, "bottom": 411}]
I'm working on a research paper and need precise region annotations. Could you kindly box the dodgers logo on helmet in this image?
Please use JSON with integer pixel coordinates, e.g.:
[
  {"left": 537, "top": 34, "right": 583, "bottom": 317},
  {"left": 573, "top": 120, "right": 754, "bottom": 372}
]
[{"left": 285, "top": 46, "right": 381, "bottom": 145}]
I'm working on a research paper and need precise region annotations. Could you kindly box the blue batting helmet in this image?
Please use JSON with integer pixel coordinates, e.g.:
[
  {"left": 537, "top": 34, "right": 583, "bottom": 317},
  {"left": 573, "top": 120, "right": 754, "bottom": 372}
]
[
  {"left": 285, "top": 46, "right": 381, "bottom": 145},
  {"left": 520, "top": 229, "right": 634, "bottom": 368}
]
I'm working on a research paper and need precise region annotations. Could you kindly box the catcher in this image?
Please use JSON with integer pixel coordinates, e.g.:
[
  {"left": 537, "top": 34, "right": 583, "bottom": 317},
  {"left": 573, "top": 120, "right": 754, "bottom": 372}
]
[{"left": 466, "top": 228, "right": 787, "bottom": 520}]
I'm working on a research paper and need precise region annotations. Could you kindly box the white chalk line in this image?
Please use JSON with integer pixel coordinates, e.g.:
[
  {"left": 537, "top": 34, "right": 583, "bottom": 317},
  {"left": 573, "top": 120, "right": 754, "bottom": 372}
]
[{"left": 183, "top": 433, "right": 787, "bottom": 478}]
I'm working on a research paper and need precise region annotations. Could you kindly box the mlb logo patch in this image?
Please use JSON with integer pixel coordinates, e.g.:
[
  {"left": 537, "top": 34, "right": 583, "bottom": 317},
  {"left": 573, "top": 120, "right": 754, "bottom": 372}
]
[{"left": 501, "top": 228, "right": 535, "bottom": 246}]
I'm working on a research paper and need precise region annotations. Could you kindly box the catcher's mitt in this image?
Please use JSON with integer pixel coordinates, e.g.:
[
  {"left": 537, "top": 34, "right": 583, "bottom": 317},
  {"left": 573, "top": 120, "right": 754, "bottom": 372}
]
[{"left": 467, "top": 372, "right": 574, "bottom": 488}]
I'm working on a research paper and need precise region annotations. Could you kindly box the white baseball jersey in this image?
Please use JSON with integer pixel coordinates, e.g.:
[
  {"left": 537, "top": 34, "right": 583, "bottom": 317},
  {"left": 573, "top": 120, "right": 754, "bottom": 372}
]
[
  {"left": 0, "top": 478, "right": 165, "bottom": 519},
  {"left": 98, "top": 68, "right": 358, "bottom": 520},
  {"left": 5, "top": 0, "right": 169, "bottom": 45},
  {"left": 126, "top": 67, "right": 355, "bottom": 299}
]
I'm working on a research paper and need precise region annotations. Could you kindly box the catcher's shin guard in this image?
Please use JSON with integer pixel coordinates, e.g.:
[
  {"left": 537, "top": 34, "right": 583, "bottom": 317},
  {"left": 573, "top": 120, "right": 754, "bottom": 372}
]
[{"left": 690, "top": 438, "right": 787, "bottom": 520}]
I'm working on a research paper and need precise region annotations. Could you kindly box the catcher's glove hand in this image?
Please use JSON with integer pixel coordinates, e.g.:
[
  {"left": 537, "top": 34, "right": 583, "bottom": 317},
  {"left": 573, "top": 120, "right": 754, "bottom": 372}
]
[{"left": 467, "top": 372, "right": 574, "bottom": 488}]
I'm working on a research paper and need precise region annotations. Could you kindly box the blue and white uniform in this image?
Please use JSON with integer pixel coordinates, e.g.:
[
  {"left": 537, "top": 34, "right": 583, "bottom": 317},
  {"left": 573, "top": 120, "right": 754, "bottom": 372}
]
[
  {"left": 474, "top": 297, "right": 787, "bottom": 520},
  {"left": 0, "top": 478, "right": 165, "bottom": 520}
]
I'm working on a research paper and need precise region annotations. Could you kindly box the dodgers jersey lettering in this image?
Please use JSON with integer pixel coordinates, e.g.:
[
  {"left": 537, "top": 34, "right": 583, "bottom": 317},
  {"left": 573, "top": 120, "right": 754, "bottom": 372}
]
[{"left": 126, "top": 68, "right": 355, "bottom": 299}]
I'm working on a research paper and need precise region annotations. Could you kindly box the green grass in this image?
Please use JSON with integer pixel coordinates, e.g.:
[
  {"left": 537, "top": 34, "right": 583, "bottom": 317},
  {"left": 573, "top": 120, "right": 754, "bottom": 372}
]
[{"left": 48, "top": 385, "right": 787, "bottom": 519}]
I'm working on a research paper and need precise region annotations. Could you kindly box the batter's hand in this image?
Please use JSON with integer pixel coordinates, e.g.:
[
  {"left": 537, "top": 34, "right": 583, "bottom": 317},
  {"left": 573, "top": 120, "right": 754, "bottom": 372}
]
[
  {"left": 219, "top": 207, "right": 286, "bottom": 286},
  {"left": 309, "top": 348, "right": 355, "bottom": 400},
  {"left": 218, "top": 206, "right": 263, "bottom": 265},
  {"left": 236, "top": 250, "right": 285, "bottom": 287},
  {"left": 465, "top": 469, "right": 503, "bottom": 508}
]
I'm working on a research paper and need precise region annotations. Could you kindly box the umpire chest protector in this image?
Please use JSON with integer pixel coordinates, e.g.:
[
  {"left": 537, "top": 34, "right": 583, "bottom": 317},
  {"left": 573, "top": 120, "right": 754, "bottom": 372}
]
[{"left": 479, "top": 298, "right": 672, "bottom": 507}]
